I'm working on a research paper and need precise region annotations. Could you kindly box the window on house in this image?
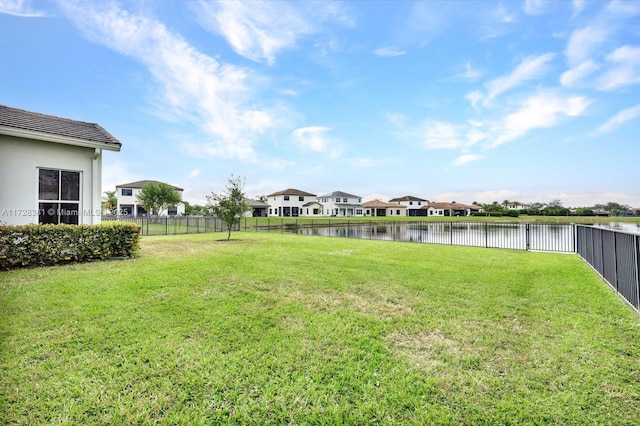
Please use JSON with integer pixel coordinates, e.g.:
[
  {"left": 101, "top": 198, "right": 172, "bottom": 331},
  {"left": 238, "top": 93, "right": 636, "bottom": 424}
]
[
  {"left": 418, "top": 201, "right": 421, "bottom": 205},
  {"left": 38, "top": 168, "right": 81, "bottom": 225},
  {"left": 335, "top": 198, "right": 340, "bottom": 202},
  {"left": 299, "top": 196, "right": 304, "bottom": 201},
  {"left": 358, "top": 198, "right": 361, "bottom": 203},
  {"left": 409, "top": 201, "right": 413, "bottom": 205},
  {"left": 397, "top": 210, "right": 401, "bottom": 215},
  {"left": 313, "top": 208, "right": 319, "bottom": 214},
  {"left": 356, "top": 209, "right": 363, "bottom": 215},
  {"left": 121, "top": 188, "right": 133, "bottom": 196},
  {"left": 284, "top": 195, "right": 290, "bottom": 201},
  {"left": 343, "top": 198, "right": 347, "bottom": 202}
]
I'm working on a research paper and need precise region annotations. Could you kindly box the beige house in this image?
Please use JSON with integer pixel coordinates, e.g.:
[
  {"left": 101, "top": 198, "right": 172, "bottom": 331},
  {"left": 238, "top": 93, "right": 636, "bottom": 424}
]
[
  {"left": 0, "top": 105, "right": 121, "bottom": 226},
  {"left": 363, "top": 199, "right": 407, "bottom": 217}
]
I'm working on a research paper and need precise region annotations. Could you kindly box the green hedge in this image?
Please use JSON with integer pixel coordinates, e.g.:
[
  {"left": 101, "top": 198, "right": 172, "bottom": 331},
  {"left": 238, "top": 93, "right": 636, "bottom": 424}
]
[{"left": 0, "top": 222, "right": 141, "bottom": 270}]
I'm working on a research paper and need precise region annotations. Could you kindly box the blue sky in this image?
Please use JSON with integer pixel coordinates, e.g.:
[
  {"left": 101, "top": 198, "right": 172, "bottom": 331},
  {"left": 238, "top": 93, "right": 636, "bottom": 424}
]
[{"left": 1, "top": 0, "right": 639, "bottom": 207}]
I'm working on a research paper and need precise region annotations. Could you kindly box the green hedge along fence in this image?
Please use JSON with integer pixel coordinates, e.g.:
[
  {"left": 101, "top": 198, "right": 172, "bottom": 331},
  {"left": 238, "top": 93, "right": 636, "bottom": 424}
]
[{"left": 0, "top": 222, "right": 141, "bottom": 270}]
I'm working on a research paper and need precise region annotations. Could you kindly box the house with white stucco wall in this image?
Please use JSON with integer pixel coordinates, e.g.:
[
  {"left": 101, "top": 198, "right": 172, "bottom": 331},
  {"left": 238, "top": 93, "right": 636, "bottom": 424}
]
[
  {"left": 0, "top": 105, "right": 121, "bottom": 226},
  {"left": 115, "top": 180, "right": 184, "bottom": 216}
]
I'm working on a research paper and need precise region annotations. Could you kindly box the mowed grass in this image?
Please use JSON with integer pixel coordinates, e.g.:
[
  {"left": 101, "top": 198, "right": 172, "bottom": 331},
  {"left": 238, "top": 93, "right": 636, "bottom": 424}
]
[{"left": 1, "top": 233, "right": 640, "bottom": 424}]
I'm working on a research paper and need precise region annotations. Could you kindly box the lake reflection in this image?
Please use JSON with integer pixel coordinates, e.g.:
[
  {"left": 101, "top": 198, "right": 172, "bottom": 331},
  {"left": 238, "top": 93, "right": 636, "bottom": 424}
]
[{"left": 289, "top": 222, "right": 576, "bottom": 252}]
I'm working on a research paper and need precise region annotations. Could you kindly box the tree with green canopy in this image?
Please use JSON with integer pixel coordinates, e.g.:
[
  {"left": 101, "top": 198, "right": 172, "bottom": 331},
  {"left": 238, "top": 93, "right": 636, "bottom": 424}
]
[
  {"left": 136, "top": 182, "right": 181, "bottom": 216},
  {"left": 207, "top": 176, "right": 251, "bottom": 241}
]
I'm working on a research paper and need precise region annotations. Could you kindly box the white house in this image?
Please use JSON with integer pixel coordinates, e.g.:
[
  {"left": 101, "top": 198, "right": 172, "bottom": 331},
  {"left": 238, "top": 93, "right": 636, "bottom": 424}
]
[
  {"left": 115, "top": 180, "right": 184, "bottom": 216},
  {"left": 0, "top": 105, "right": 121, "bottom": 226},
  {"left": 317, "top": 191, "right": 364, "bottom": 216},
  {"left": 423, "top": 202, "right": 480, "bottom": 217},
  {"left": 267, "top": 188, "right": 317, "bottom": 217},
  {"left": 503, "top": 201, "right": 529, "bottom": 211},
  {"left": 362, "top": 199, "right": 407, "bottom": 217},
  {"left": 389, "top": 195, "right": 429, "bottom": 216}
]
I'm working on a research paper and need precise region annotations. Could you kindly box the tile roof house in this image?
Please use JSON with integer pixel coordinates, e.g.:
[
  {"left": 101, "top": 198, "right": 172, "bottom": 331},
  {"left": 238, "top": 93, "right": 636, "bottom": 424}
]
[
  {"left": 423, "top": 202, "right": 481, "bottom": 217},
  {"left": 0, "top": 105, "right": 121, "bottom": 225},
  {"left": 363, "top": 199, "right": 407, "bottom": 217},
  {"left": 115, "top": 180, "right": 184, "bottom": 216},
  {"left": 266, "top": 188, "right": 317, "bottom": 217},
  {"left": 317, "top": 191, "right": 364, "bottom": 216},
  {"left": 389, "top": 195, "right": 429, "bottom": 216}
]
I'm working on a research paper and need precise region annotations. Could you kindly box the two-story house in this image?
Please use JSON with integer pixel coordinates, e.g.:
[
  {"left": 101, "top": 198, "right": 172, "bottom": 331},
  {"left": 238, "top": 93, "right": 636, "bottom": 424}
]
[
  {"left": 389, "top": 195, "right": 429, "bottom": 216},
  {"left": 317, "top": 191, "right": 364, "bottom": 216},
  {"left": 267, "top": 188, "right": 317, "bottom": 217},
  {"left": 115, "top": 180, "right": 184, "bottom": 216}
]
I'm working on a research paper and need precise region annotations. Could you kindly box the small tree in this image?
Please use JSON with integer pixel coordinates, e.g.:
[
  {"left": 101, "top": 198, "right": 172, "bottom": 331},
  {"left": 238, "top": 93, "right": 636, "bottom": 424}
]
[
  {"left": 102, "top": 190, "right": 117, "bottom": 213},
  {"left": 136, "top": 182, "right": 181, "bottom": 216},
  {"left": 207, "top": 176, "right": 251, "bottom": 241}
]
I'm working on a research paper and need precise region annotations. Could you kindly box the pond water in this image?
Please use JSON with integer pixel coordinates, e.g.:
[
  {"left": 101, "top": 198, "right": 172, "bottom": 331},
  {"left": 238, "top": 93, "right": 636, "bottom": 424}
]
[
  {"left": 286, "top": 222, "right": 577, "bottom": 252},
  {"left": 591, "top": 222, "right": 640, "bottom": 235}
]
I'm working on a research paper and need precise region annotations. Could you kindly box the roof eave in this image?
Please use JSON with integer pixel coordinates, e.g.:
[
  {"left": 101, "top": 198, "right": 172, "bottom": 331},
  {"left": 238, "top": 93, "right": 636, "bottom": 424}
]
[{"left": 0, "top": 126, "right": 122, "bottom": 152}]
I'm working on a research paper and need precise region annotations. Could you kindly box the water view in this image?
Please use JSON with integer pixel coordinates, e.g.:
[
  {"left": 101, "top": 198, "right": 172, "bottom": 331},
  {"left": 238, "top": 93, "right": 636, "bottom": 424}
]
[{"left": 283, "top": 222, "right": 577, "bottom": 252}]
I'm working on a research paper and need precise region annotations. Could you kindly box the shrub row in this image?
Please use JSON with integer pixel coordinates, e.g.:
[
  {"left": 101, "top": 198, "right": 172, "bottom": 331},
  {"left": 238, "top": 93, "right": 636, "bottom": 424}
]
[{"left": 0, "top": 222, "right": 141, "bottom": 270}]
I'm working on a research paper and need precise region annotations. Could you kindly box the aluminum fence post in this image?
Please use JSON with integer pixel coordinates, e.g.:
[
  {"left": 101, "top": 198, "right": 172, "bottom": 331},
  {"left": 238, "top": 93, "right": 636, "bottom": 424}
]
[{"left": 526, "top": 223, "right": 530, "bottom": 251}]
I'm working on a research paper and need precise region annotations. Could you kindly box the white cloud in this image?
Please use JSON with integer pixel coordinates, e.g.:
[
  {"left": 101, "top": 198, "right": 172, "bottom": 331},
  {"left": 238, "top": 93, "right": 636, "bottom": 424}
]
[
  {"left": 348, "top": 157, "right": 377, "bottom": 167},
  {"left": 523, "top": 0, "right": 545, "bottom": 16},
  {"left": 0, "top": 0, "right": 44, "bottom": 17},
  {"left": 491, "top": 91, "right": 591, "bottom": 147},
  {"left": 187, "top": 169, "right": 200, "bottom": 179},
  {"left": 572, "top": 0, "right": 585, "bottom": 17},
  {"left": 462, "top": 62, "right": 483, "bottom": 82},
  {"left": 59, "top": 1, "right": 276, "bottom": 162},
  {"left": 292, "top": 126, "right": 342, "bottom": 159},
  {"left": 423, "top": 121, "right": 463, "bottom": 149},
  {"left": 597, "top": 45, "right": 640, "bottom": 91},
  {"left": 465, "top": 91, "right": 483, "bottom": 109},
  {"left": 592, "top": 104, "right": 640, "bottom": 136},
  {"left": 560, "top": 60, "right": 599, "bottom": 87},
  {"left": 453, "top": 153, "right": 483, "bottom": 166},
  {"left": 373, "top": 47, "right": 406, "bottom": 58},
  {"left": 565, "top": 24, "right": 609, "bottom": 67},
  {"left": 483, "top": 53, "right": 556, "bottom": 104},
  {"left": 196, "top": 1, "right": 314, "bottom": 65}
]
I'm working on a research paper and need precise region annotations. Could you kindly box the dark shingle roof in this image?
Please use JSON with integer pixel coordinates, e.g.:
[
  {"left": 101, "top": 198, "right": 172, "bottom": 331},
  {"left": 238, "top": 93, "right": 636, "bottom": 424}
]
[
  {"left": 116, "top": 180, "right": 184, "bottom": 191},
  {"left": 267, "top": 188, "right": 316, "bottom": 197},
  {"left": 0, "top": 105, "right": 121, "bottom": 148},
  {"left": 389, "top": 195, "right": 428, "bottom": 202},
  {"left": 319, "top": 190, "right": 361, "bottom": 199}
]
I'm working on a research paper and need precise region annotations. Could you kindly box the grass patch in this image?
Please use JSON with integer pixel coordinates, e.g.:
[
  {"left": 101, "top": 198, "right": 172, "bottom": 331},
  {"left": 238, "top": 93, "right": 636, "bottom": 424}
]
[{"left": 2, "top": 232, "right": 640, "bottom": 424}]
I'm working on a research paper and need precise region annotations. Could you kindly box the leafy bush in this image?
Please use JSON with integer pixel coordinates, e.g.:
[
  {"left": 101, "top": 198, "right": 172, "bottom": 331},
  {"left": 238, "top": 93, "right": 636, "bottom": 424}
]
[{"left": 0, "top": 222, "right": 141, "bottom": 270}]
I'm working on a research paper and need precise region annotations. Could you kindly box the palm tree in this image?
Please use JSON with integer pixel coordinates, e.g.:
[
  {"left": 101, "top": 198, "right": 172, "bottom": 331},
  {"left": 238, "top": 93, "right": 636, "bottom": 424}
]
[{"left": 102, "top": 190, "right": 117, "bottom": 212}]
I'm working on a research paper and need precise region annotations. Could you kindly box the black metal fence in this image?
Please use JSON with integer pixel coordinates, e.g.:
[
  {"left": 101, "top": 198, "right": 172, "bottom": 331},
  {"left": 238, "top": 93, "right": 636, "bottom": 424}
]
[
  {"left": 102, "top": 215, "right": 229, "bottom": 236},
  {"left": 245, "top": 219, "right": 576, "bottom": 253},
  {"left": 576, "top": 225, "right": 640, "bottom": 311}
]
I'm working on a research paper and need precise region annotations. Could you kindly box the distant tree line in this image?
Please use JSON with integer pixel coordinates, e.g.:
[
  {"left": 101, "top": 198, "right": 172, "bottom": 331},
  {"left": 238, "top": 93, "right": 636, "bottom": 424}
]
[{"left": 474, "top": 200, "right": 636, "bottom": 217}]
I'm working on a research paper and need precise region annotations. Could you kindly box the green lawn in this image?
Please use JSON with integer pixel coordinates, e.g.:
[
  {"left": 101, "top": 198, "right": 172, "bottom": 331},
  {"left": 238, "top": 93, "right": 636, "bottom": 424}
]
[{"left": 2, "top": 232, "right": 639, "bottom": 424}]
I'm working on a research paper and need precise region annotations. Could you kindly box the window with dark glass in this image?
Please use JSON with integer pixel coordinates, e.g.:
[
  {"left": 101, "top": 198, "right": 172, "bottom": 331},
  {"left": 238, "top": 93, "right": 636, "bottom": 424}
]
[
  {"left": 38, "top": 169, "right": 80, "bottom": 224},
  {"left": 284, "top": 195, "right": 290, "bottom": 201},
  {"left": 121, "top": 188, "right": 133, "bottom": 196},
  {"left": 299, "top": 196, "right": 304, "bottom": 201}
]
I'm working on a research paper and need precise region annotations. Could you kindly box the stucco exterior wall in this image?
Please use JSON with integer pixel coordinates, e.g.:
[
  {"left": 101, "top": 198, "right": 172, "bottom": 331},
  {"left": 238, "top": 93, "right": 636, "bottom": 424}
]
[{"left": 0, "top": 135, "right": 102, "bottom": 225}]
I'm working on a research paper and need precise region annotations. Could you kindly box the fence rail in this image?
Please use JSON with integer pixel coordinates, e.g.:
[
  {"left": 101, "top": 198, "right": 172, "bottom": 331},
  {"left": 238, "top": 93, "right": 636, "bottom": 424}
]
[
  {"left": 102, "top": 215, "right": 228, "bottom": 236},
  {"left": 243, "top": 219, "right": 576, "bottom": 253},
  {"left": 576, "top": 225, "right": 640, "bottom": 312}
]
